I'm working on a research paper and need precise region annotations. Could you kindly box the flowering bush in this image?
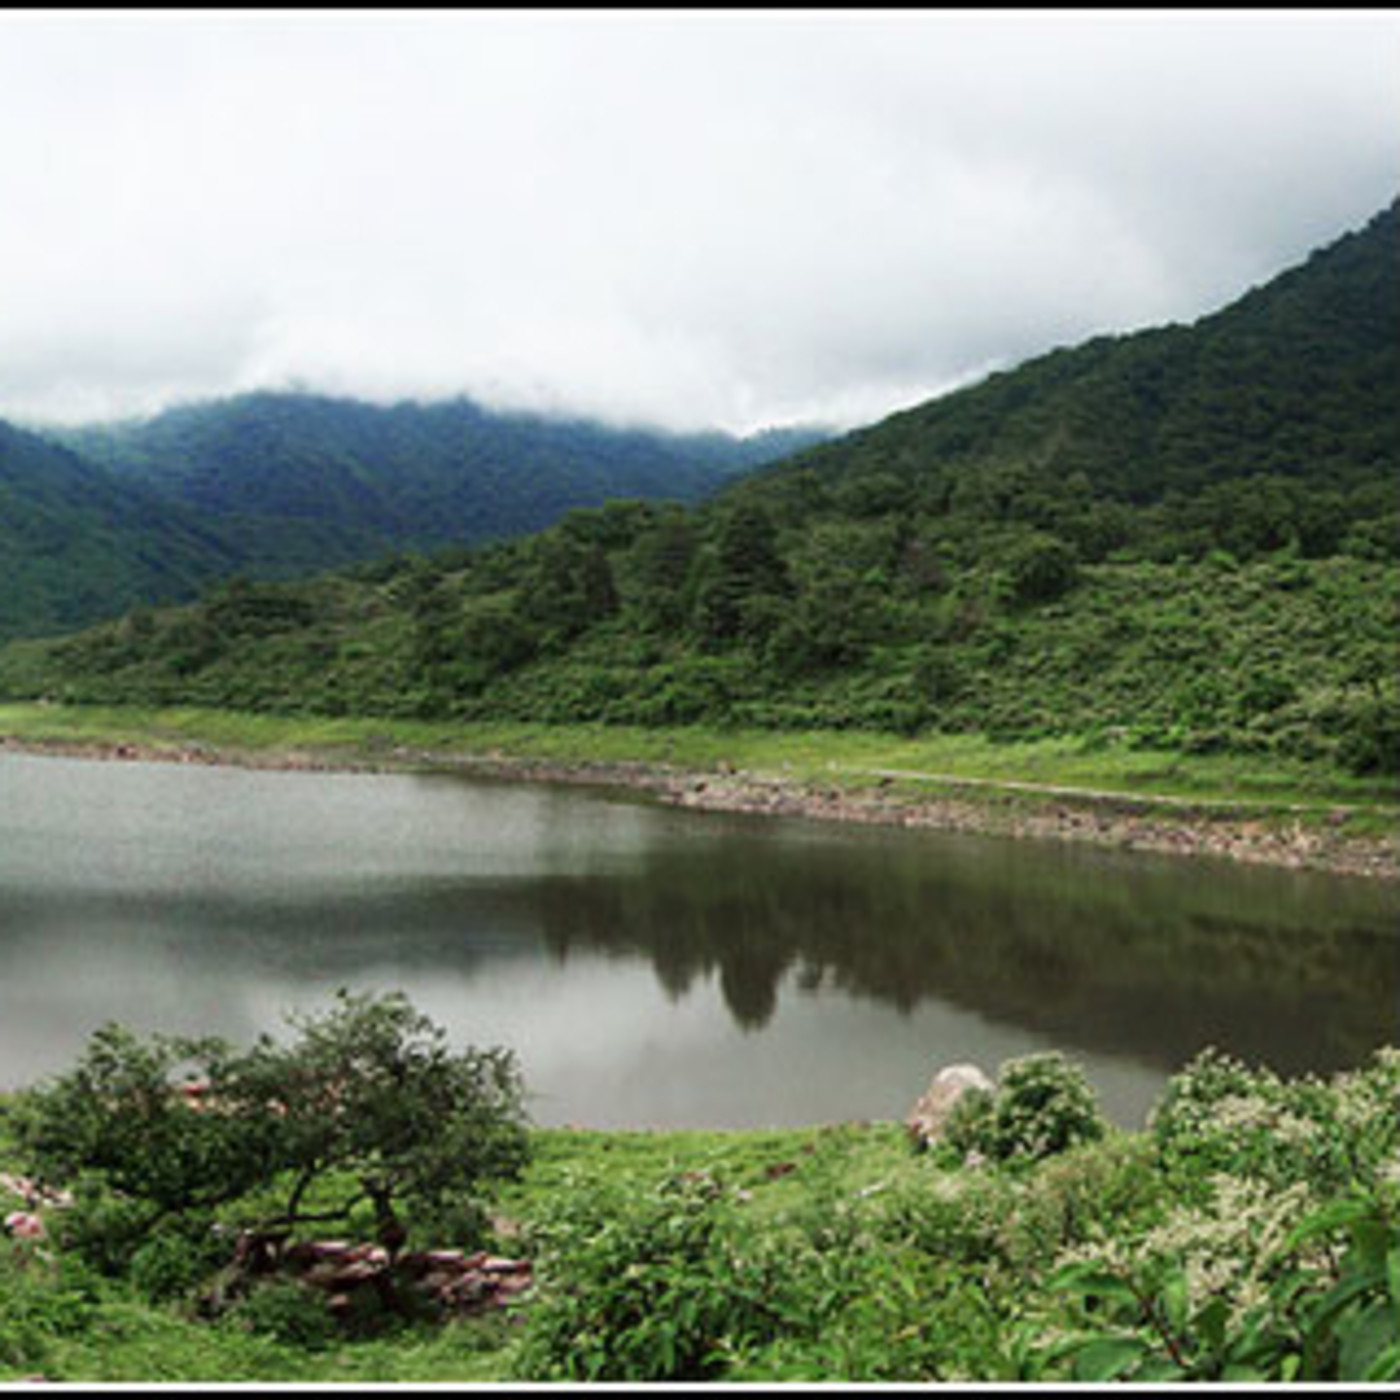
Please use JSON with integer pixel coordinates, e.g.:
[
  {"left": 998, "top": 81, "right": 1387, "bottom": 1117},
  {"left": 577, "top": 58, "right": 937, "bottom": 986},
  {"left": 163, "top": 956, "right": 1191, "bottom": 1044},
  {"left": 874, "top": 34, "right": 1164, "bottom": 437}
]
[
  {"left": 1018, "top": 1049, "right": 1400, "bottom": 1382},
  {"left": 941, "top": 1053, "right": 1105, "bottom": 1166},
  {"left": 1151, "top": 1047, "right": 1400, "bottom": 1195}
]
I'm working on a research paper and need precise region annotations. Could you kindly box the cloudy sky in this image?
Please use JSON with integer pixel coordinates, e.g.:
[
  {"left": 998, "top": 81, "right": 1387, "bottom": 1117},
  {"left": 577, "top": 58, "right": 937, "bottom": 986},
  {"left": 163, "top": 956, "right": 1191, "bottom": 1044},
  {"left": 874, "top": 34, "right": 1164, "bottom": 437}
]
[{"left": 0, "top": 10, "right": 1395, "bottom": 434}]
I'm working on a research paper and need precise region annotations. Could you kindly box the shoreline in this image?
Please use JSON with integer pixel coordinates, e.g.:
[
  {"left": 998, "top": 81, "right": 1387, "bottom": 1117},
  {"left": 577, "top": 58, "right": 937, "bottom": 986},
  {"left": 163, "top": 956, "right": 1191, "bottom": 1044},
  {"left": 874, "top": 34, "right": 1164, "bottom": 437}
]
[{"left": 3, "top": 728, "right": 1396, "bottom": 881}]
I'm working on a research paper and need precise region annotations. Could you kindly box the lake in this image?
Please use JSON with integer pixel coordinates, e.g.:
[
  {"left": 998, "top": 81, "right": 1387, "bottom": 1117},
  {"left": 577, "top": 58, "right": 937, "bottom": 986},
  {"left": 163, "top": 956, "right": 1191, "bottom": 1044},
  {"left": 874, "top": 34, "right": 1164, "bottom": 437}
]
[{"left": 1, "top": 751, "right": 1396, "bottom": 1130}]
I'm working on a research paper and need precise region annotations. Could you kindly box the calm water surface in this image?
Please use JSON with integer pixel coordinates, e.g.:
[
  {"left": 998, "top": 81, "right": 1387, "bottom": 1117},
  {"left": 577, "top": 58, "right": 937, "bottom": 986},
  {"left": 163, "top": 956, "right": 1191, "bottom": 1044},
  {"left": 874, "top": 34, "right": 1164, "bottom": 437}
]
[{"left": 1, "top": 752, "right": 1396, "bottom": 1128}]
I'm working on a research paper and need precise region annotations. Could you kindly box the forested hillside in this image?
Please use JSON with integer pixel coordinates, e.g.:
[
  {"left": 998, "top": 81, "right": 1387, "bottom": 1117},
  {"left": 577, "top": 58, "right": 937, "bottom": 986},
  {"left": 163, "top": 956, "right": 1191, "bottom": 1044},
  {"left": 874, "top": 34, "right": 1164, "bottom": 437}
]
[
  {"left": 4, "top": 201, "right": 1395, "bottom": 775},
  {"left": 1, "top": 396, "right": 817, "bottom": 642},
  {"left": 734, "top": 198, "right": 1397, "bottom": 565},
  {"left": 49, "top": 392, "right": 819, "bottom": 564},
  {"left": 0, "top": 421, "right": 250, "bottom": 641}
]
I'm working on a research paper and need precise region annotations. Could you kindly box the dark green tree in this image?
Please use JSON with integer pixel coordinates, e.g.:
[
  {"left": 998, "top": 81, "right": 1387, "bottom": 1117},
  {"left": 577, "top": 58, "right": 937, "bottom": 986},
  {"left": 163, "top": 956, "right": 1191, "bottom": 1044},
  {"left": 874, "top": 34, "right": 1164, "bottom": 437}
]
[
  {"left": 692, "top": 502, "right": 791, "bottom": 645},
  {"left": 13, "top": 992, "right": 531, "bottom": 1272},
  {"left": 1005, "top": 532, "right": 1080, "bottom": 605}
]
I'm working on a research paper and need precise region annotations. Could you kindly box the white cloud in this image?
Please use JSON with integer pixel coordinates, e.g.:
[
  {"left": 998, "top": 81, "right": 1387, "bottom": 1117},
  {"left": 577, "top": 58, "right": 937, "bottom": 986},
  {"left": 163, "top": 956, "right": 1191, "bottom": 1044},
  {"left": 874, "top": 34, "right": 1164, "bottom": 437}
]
[{"left": 0, "top": 10, "right": 1394, "bottom": 432}]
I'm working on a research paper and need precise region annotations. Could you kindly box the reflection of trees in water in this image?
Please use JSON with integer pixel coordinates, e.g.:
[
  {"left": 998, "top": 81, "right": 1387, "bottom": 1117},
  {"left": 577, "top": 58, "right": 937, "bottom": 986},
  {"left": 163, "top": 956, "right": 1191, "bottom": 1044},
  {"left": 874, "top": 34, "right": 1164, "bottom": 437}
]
[
  {"left": 13, "top": 819, "right": 1393, "bottom": 1073},
  {"left": 528, "top": 833, "right": 1400, "bottom": 1072}
]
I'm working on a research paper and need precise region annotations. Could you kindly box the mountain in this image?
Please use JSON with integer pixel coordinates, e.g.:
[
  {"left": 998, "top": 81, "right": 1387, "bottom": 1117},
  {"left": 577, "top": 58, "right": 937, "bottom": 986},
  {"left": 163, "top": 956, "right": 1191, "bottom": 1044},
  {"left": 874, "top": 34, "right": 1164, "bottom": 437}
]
[
  {"left": 735, "top": 198, "right": 1397, "bottom": 561},
  {"left": 4, "top": 200, "right": 1396, "bottom": 775},
  {"left": 0, "top": 395, "right": 824, "bottom": 641},
  {"left": 0, "top": 420, "right": 251, "bottom": 641},
  {"left": 50, "top": 392, "right": 825, "bottom": 557}
]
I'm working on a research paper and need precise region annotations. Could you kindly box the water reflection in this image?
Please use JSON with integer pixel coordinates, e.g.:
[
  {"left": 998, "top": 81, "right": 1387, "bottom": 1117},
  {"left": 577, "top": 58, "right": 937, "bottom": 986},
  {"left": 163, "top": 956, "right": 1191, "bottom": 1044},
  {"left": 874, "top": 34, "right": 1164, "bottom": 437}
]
[
  {"left": 0, "top": 755, "right": 1395, "bottom": 1126},
  {"left": 531, "top": 827, "right": 1398, "bottom": 1072}
]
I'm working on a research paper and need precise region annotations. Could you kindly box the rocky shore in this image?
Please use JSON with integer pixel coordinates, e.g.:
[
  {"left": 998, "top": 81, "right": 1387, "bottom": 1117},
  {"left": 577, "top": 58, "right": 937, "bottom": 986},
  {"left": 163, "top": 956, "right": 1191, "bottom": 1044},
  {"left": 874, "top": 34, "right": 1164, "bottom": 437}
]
[{"left": 2, "top": 731, "right": 1396, "bottom": 880}]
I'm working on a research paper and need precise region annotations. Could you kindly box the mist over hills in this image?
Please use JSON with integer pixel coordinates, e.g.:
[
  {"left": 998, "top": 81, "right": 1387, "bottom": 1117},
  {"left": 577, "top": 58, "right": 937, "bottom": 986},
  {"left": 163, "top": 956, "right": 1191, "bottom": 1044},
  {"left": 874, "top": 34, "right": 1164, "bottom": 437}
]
[
  {"left": 0, "top": 394, "right": 825, "bottom": 641},
  {"left": 731, "top": 197, "right": 1397, "bottom": 562},
  {"left": 51, "top": 393, "right": 824, "bottom": 544},
  {"left": 4, "top": 198, "right": 1395, "bottom": 777}
]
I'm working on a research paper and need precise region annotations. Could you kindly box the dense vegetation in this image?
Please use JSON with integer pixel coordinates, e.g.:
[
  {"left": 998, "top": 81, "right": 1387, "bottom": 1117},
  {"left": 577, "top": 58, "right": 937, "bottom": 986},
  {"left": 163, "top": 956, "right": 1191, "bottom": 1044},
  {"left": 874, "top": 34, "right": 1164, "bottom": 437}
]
[
  {"left": 756, "top": 199, "right": 1397, "bottom": 564},
  {"left": 52, "top": 393, "right": 820, "bottom": 543},
  {"left": 3, "top": 1002, "right": 1398, "bottom": 1382},
  {"left": 1, "top": 394, "right": 818, "bottom": 642},
  {"left": 3, "top": 202, "right": 1394, "bottom": 776},
  {"left": 0, "top": 421, "right": 247, "bottom": 642}
]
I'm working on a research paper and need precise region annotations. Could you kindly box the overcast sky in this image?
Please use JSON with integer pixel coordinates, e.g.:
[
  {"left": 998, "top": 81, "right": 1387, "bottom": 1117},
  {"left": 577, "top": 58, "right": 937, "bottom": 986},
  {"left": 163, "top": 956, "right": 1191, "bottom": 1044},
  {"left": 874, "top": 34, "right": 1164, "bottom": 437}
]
[{"left": 0, "top": 10, "right": 1395, "bottom": 434}]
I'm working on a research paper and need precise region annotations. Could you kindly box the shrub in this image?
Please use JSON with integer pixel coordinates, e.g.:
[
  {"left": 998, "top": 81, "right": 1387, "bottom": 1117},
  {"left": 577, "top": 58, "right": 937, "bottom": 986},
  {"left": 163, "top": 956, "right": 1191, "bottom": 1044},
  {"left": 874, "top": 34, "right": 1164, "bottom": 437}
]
[
  {"left": 512, "top": 1172, "right": 831, "bottom": 1382},
  {"left": 1148, "top": 1047, "right": 1383, "bottom": 1196},
  {"left": 941, "top": 1053, "right": 1106, "bottom": 1166},
  {"left": 1028, "top": 1183, "right": 1400, "bottom": 1382},
  {"left": 226, "top": 1279, "right": 338, "bottom": 1352},
  {"left": 876, "top": 1170, "right": 1008, "bottom": 1267},
  {"left": 13, "top": 992, "right": 531, "bottom": 1280},
  {"left": 993, "top": 1135, "right": 1168, "bottom": 1270},
  {"left": 127, "top": 1216, "right": 230, "bottom": 1304}
]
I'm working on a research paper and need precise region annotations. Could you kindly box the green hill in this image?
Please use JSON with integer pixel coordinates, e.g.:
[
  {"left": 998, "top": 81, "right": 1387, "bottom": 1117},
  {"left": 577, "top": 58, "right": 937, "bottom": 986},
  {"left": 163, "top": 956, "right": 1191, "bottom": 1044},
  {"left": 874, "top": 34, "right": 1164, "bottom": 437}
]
[
  {"left": 4, "top": 200, "right": 1395, "bottom": 775},
  {"left": 0, "top": 420, "right": 252, "bottom": 640},
  {"left": 0, "top": 396, "right": 819, "bottom": 641},
  {"left": 50, "top": 392, "right": 821, "bottom": 559},
  {"left": 733, "top": 197, "right": 1397, "bottom": 563}
]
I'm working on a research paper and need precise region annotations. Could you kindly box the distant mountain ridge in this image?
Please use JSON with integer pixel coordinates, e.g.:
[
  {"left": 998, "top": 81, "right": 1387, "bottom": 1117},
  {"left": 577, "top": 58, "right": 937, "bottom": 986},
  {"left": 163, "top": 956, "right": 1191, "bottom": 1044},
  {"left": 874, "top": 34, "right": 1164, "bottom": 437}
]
[
  {"left": 0, "top": 394, "right": 824, "bottom": 641},
  {"left": 0, "top": 419, "right": 247, "bottom": 641},
  {"left": 49, "top": 392, "right": 824, "bottom": 547},
  {"left": 6, "top": 197, "right": 1393, "bottom": 778}
]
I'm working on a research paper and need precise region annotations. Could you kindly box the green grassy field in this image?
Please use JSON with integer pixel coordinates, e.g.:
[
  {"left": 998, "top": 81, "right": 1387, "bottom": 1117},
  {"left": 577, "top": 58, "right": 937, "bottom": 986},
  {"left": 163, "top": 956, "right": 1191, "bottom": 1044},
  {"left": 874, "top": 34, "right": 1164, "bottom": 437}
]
[
  {"left": 1, "top": 1113, "right": 908, "bottom": 1383},
  {"left": 6, "top": 1048, "right": 1400, "bottom": 1384},
  {"left": 3, "top": 701, "right": 1395, "bottom": 815}
]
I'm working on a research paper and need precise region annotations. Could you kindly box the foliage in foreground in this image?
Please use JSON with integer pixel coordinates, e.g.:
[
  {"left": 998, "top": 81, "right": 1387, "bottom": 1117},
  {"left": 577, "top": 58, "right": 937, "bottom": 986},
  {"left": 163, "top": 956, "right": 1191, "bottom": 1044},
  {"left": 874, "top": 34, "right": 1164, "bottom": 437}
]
[
  {"left": 3, "top": 1021, "right": 1398, "bottom": 1384},
  {"left": 935, "top": 1050, "right": 1107, "bottom": 1167},
  {"left": 509, "top": 1048, "right": 1400, "bottom": 1383},
  {"left": 10, "top": 991, "right": 529, "bottom": 1283}
]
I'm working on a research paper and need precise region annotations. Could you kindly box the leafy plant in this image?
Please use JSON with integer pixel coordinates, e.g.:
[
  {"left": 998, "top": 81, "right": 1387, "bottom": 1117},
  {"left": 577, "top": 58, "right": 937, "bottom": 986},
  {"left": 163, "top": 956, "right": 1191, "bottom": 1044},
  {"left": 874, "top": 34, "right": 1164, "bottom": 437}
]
[
  {"left": 940, "top": 1052, "right": 1106, "bottom": 1166},
  {"left": 0, "top": 1241, "right": 106, "bottom": 1373},
  {"left": 1030, "top": 1186, "right": 1400, "bottom": 1381},
  {"left": 225, "top": 1278, "right": 339, "bottom": 1353},
  {"left": 13, "top": 992, "right": 531, "bottom": 1278},
  {"left": 512, "top": 1170, "right": 834, "bottom": 1382}
]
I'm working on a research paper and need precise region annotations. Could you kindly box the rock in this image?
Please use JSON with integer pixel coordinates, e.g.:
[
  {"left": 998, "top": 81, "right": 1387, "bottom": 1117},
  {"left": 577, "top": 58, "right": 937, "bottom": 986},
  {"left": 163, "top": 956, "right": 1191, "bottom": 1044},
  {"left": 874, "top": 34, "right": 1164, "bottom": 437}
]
[
  {"left": 480, "top": 1255, "right": 530, "bottom": 1274},
  {"left": 905, "top": 1063, "right": 995, "bottom": 1150},
  {"left": 3, "top": 1210, "right": 46, "bottom": 1241},
  {"left": 0, "top": 1174, "right": 72, "bottom": 1210},
  {"left": 488, "top": 1213, "right": 523, "bottom": 1240},
  {"left": 492, "top": 1271, "right": 533, "bottom": 1297}
]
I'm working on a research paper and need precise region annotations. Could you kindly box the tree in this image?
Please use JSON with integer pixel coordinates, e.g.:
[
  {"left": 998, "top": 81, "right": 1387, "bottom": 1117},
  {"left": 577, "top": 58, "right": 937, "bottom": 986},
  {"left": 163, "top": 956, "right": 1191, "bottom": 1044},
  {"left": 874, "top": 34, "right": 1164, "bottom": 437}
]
[
  {"left": 1005, "top": 531, "right": 1080, "bottom": 605},
  {"left": 229, "top": 991, "right": 530, "bottom": 1252},
  {"left": 691, "top": 502, "right": 791, "bottom": 645},
  {"left": 519, "top": 533, "right": 619, "bottom": 647},
  {"left": 628, "top": 511, "right": 699, "bottom": 631},
  {"left": 15, "top": 992, "right": 531, "bottom": 1271},
  {"left": 14, "top": 1023, "right": 281, "bottom": 1223}
]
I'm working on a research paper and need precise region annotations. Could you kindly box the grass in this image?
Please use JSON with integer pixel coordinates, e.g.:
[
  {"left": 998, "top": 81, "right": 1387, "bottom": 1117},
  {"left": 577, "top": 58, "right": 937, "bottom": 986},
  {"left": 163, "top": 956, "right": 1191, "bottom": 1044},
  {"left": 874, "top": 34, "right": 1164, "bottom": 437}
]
[
  {"left": 497, "top": 1121, "right": 916, "bottom": 1227},
  {"left": 2, "top": 701, "right": 1395, "bottom": 816},
  {"left": 1, "top": 1117, "right": 912, "bottom": 1384},
  {"left": 6, "top": 1053, "right": 1399, "bottom": 1384}
]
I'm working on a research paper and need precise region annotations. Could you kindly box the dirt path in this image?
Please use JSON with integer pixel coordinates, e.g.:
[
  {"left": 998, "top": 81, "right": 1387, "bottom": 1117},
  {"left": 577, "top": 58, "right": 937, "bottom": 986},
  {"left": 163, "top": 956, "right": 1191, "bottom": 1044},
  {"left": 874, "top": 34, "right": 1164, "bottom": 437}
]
[{"left": 834, "top": 764, "right": 1387, "bottom": 815}]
